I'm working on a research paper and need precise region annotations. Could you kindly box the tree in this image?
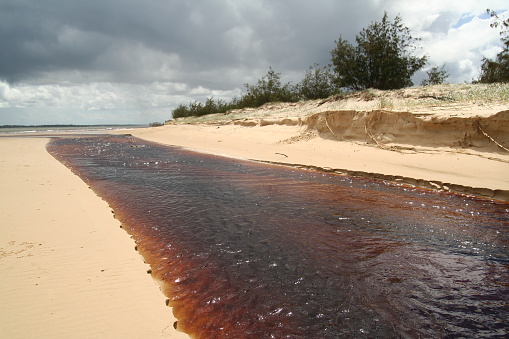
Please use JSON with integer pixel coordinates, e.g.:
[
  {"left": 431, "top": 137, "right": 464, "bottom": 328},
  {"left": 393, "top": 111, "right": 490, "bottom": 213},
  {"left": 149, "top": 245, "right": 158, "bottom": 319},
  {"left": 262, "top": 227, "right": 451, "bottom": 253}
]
[
  {"left": 171, "top": 67, "right": 299, "bottom": 119},
  {"left": 172, "top": 103, "right": 191, "bottom": 118},
  {"left": 240, "top": 67, "right": 297, "bottom": 107},
  {"left": 478, "top": 9, "right": 509, "bottom": 83},
  {"left": 421, "top": 65, "right": 449, "bottom": 86},
  {"left": 297, "top": 63, "right": 340, "bottom": 100},
  {"left": 149, "top": 122, "right": 164, "bottom": 127},
  {"left": 330, "top": 12, "right": 427, "bottom": 91}
]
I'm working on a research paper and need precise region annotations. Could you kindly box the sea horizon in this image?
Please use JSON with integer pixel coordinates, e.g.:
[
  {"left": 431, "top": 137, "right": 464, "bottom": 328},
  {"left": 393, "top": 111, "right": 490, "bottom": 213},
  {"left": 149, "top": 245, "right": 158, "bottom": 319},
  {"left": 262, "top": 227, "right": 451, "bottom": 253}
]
[{"left": 0, "top": 124, "right": 147, "bottom": 135}]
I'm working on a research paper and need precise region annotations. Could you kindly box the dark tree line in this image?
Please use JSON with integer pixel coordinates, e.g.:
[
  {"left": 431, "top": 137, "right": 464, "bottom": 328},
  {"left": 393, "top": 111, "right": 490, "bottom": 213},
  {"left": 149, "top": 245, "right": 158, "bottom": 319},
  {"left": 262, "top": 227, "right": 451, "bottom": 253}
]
[
  {"left": 478, "top": 9, "right": 509, "bottom": 83},
  {"left": 171, "top": 68, "right": 300, "bottom": 118},
  {"left": 172, "top": 65, "right": 339, "bottom": 118},
  {"left": 173, "top": 10, "right": 505, "bottom": 119}
]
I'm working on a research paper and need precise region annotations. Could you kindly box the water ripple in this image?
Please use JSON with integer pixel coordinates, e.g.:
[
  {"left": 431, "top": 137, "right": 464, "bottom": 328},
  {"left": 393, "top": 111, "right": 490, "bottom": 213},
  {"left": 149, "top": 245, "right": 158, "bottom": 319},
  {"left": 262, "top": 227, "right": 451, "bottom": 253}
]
[{"left": 48, "top": 135, "right": 509, "bottom": 338}]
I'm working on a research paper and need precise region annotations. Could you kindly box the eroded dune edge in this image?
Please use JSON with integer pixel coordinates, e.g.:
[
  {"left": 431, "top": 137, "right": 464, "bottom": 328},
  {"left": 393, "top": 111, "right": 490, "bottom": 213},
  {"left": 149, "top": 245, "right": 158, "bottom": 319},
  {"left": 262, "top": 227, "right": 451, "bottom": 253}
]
[
  {"left": 128, "top": 85, "right": 509, "bottom": 202},
  {"left": 241, "top": 109, "right": 509, "bottom": 201}
]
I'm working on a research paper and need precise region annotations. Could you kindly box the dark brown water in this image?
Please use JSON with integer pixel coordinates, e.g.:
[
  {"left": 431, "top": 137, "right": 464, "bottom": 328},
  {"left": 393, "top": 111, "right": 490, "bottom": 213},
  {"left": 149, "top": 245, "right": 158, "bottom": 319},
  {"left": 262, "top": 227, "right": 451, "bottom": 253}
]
[{"left": 47, "top": 135, "right": 509, "bottom": 338}]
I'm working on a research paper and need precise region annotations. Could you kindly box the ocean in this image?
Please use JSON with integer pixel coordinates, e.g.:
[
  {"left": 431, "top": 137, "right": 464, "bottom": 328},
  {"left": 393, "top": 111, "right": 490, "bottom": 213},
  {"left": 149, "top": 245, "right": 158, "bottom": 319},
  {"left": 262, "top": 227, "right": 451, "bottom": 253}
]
[{"left": 0, "top": 124, "right": 146, "bottom": 135}]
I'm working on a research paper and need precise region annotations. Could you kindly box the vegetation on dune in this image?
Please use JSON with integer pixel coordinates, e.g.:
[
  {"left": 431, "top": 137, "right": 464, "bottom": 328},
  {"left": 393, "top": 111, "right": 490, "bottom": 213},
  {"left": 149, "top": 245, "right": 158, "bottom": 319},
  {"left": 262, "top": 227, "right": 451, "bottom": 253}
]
[
  {"left": 170, "top": 83, "right": 509, "bottom": 125},
  {"left": 172, "top": 10, "right": 506, "bottom": 120},
  {"left": 330, "top": 12, "right": 427, "bottom": 91},
  {"left": 172, "top": 97, "right": 233, "bottom": 118},
  {"left": 172, "top": 68, "right": 297, "bottom": 119},
  {"left": 298, "top": 64, "right": 340, "bottom": 100},
  {"left": 149, "top": 122, "right": 164, "bottom": 127},
  {"left": 241, "top": 67, "right": 298, "bottom": 107},
  {"left": 421, "top": 65, "right": 449, "bottom": 86},
  {"left": 478, "top": 9, "right": 509, "bottom": 84}
]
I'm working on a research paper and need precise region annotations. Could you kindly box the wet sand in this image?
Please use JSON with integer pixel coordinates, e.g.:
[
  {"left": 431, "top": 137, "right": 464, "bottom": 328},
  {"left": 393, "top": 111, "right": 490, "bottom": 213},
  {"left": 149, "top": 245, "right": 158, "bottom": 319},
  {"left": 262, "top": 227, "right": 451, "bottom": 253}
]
[{"left": 0, "top": 137, "right": 188, "bottom": 338}]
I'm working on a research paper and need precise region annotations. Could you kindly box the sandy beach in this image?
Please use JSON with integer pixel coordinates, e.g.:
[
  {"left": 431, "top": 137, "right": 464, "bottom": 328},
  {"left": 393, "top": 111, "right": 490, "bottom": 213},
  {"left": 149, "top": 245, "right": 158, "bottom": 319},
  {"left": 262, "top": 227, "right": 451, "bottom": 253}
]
[
  {"left": 0, "top": 85, "right": 507, "bottom": 338},
  {"left": 122, "top": 85, "right": 509, "bottom": 201},
  {"left": 132, "top": 123, "right": 506, "bottom": 190},
  {"left": 0, "top": 137, "right": 188, "bottom": 338}
]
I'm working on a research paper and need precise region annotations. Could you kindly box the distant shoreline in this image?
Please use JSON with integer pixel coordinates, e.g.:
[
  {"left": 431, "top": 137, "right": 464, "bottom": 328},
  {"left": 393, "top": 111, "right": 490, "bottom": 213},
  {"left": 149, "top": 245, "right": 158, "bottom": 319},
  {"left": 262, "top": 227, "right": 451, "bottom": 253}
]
[
  {"left": 0, "top": 124, "right": 146, "bottom": 135},
  {"left": 0, "top": 124, "right": 145, "bottom": 128}
]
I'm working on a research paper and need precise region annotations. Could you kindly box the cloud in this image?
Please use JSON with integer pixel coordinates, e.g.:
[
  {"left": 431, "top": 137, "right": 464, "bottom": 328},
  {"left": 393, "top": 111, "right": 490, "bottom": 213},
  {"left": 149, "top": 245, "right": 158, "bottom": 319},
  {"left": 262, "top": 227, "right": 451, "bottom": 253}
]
[
  {"left": 0, "top": 80, "right": 241, "bottom": 124},
  {"left": 0, "top": 0, "right": 384, "bottom": 86},
  {"left": 418, "top": 14, "right": 505, "bottom": 83},
  {"left": 0, "top": 0, "right": 507, "bottom": 124}
]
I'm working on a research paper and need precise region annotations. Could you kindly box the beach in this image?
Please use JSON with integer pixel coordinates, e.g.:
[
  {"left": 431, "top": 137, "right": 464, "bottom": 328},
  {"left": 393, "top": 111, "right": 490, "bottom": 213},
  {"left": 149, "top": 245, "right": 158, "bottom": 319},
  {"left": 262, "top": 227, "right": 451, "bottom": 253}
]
[
  {"left": 1, "top": 85, "right": 508, "bottom": 337},
  {"left": 124, "top": 85, "right": 509, "bottom": 201},
  {"left": 126, "top": 118, "right": 509, "bottom": 201},
  {"left": 0, "top": 137, "right": 188, "bottom": 338}
]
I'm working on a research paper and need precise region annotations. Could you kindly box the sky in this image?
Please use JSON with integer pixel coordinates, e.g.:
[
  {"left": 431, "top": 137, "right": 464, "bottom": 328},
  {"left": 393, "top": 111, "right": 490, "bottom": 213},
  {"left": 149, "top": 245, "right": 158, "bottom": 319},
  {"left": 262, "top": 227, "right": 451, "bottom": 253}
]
[{"left": 0, "top": 0, "right": 507, "bottom": 125}]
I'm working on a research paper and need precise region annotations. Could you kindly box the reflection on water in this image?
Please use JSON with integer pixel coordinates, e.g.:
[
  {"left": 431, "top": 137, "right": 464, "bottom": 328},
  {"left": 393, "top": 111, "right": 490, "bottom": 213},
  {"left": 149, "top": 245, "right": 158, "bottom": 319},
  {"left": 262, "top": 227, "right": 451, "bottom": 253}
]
[{"left": 48, "top": 135, "right": 509, "bottom": 338}]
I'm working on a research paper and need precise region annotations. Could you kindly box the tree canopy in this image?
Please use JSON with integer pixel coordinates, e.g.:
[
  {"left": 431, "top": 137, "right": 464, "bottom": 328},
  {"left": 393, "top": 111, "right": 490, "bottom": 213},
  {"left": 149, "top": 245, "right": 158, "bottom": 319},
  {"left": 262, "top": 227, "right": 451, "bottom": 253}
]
[
  {"left": 330, "top": 12, "right": 427, "bottom": 91},
  {"left": 421, "top": 65, "right": 449, "bottom": 86},
  {"left": 240, "top": 67, "right": 297, "bottom": 107},
  {"left": 478, "top": 9, "right": 509, "bottom": 83},
  {"left": 297, "top": 63, "right": 339, "bottom": 100}
]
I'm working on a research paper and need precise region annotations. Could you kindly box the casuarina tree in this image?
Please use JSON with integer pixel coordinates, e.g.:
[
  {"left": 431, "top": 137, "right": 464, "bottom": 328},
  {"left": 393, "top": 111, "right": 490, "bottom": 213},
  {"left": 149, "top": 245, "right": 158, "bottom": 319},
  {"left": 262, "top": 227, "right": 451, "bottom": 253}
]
[
  {"left": 297, "top": 63, "right": 340, "bottom": 100},
  {"left": 421, "top": 65, "right": 449, "bottom": 86},
  {"left": 478, "top": 9, "right": 509, "bottom": 83},
  {"left": 240, "top": 67, "right": 297, "bottom": 107},
  {"left": 330, "top": 12, "right": 427, "bottom": 91}
]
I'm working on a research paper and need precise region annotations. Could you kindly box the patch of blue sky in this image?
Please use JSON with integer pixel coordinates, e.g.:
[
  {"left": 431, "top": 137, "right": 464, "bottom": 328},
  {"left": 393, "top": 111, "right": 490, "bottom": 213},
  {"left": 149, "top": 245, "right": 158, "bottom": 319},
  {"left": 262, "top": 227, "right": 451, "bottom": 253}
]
[{"left": 452, "top": 10, "right": 505, "bottom": 29}]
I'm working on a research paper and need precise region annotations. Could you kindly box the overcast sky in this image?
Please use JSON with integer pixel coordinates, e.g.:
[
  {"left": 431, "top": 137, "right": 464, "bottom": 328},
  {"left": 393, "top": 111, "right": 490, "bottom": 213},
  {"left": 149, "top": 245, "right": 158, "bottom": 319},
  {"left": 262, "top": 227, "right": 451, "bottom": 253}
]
[{"left": 0, "top": 0, "right": 507, "bottom": 125}]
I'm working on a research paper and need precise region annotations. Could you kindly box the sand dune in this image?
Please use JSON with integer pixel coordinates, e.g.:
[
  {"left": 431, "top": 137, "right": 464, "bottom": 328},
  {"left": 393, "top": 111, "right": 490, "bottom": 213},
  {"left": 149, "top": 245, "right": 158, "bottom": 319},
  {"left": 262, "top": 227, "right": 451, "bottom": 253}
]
[{"left": 127, "top": 84, "right": 509, "bottom": 201}]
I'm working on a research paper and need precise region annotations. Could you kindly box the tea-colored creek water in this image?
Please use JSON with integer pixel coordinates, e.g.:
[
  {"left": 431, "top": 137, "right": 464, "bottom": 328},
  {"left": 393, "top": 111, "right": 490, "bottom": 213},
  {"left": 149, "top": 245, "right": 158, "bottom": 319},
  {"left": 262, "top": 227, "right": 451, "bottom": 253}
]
[{"left": 47, "top": 135, "right": 509, "bottom": 338}]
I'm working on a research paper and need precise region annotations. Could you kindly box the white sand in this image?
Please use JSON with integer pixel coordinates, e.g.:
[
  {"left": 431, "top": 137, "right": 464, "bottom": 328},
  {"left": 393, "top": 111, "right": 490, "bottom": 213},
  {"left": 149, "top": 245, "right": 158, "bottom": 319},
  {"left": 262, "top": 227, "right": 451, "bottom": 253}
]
[
  {"left": 126, "top": 121, "right": 509, "bottom": 200},
  {"left": 0, "top": 137, "right": 189, "bottom": 338}
]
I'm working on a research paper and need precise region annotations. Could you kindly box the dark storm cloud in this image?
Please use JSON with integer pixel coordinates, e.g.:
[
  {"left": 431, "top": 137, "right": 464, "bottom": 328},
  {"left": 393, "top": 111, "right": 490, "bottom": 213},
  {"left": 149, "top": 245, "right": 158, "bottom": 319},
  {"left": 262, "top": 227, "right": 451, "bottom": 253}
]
[
  {"left": 0, "top": 0, "right": 506, "bottom": 124},
  {"left": 0, "top": 1, "right": 113, "bottom": 81},
  {"left": 0, "top": 0, "right": 383, "bottom": 88}
]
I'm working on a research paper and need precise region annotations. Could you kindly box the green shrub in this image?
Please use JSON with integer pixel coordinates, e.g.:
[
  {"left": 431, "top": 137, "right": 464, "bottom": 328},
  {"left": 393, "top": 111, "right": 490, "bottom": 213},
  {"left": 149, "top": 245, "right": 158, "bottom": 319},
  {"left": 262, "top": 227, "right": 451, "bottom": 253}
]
[
  {"left": 421, "top": 65, "right": 449, "bottom": 86},
  {"left": 330, "top": 12, "right": 427, "bottom": 90},
  {"left": 297, "top": 63, "right": 340, "bottom": 100},
  {"left": 171, "top": 67, "right": 299, "bottom": 119}
]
